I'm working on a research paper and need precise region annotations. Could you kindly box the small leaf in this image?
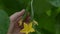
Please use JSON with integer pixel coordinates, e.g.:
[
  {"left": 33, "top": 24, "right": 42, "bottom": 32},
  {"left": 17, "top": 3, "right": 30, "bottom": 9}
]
[{"left": 46, "top": 10, "right": 51, "bottom": 16}]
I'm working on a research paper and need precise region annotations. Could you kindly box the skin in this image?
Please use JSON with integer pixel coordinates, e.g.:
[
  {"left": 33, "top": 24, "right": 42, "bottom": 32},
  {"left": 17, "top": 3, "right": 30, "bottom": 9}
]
[{"left": 7, "top": 9, "right": 25, "bottom": 34}]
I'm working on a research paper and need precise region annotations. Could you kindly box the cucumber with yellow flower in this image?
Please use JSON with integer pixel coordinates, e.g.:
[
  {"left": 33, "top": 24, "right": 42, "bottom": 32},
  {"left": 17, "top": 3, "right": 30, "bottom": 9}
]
[{"left": 17, "top": 0, "right": 39, "bottom": 34}]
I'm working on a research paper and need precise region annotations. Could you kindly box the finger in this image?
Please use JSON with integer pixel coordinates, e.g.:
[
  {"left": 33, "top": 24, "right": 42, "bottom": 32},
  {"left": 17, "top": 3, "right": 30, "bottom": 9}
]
[
  {"left": 10, "top": 9, "right": 25, "bottom": 22},
  {"left": 14, "top": 16, "right": 22, "bottom": 28},
  {"left": 14, "top": 12, "right": 30, "bottom": 28},
  {"left": 7, "top": 17, "right": 22, "bottom": 34}
]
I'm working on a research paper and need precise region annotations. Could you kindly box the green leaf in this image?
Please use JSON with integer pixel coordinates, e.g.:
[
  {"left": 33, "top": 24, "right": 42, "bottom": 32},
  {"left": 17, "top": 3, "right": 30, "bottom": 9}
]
[
  {"left": 33, "top": 0, "right": 52, "bottom": 17},
  {"left": 55, "top": 13, "right": 60, "bottom": 34},
  {"left": 2, "top": 0, "right": 30, "bottom": 16},
  {"left": 33, "top": 0, "right": 55, "bottom": 33},
  {"left": 2, "top": 0, "right": 22, "bottom": 16},
  {"left": 49, "top": 0, "right": 60, "bottom": 7},
  {"left": 0, "top": 0, "right": 4, "bottom": 9},
  {"left": 0, "top": 9, "right": 9, "bottom": 34},
  {"left": 46, "top": 10, "right": 51, "bottom": 16}
]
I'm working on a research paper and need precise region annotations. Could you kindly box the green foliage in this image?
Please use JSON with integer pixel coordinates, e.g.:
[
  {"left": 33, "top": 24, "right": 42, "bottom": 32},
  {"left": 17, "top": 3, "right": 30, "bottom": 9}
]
[
  {"left": 49, "top": 0, "right": 60, "bottom": 7},
  {"left": 0, "top": 10, "right": 9, "bottom": 34},
  {"left": 0, "top": 0, "right": 60, "bottom": 34}
]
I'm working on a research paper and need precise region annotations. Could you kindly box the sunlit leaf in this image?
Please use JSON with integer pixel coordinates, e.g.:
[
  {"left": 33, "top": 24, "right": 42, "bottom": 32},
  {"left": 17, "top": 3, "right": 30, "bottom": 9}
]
[{"left": 46, "top": 10, "right": 51, "bottom": 16}]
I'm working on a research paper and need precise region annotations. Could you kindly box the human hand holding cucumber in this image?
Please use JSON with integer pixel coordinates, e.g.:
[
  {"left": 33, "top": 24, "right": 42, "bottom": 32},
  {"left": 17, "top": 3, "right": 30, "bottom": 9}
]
[{"left": 7, "top": 9, "right": 25, "bottom": 34}]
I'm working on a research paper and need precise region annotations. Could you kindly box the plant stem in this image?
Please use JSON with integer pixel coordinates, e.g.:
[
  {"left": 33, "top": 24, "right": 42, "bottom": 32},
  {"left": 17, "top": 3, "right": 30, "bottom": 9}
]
[{"left": 31, "top": 0, "right": 34, "bottom": 21}]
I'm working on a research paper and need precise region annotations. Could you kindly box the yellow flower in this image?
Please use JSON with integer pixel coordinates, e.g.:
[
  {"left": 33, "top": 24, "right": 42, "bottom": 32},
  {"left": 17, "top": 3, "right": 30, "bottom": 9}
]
[
  {"left": 18, "top": 19, "right": 23, "bottom": 26},
  {"left": 20, "top": 22, "right": 35, "bottom": 34}
]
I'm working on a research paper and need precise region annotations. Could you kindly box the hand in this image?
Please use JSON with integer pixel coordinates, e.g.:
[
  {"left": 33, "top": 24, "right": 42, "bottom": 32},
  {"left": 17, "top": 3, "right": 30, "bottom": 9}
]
[{"left": 7, "top": 9, "right": 25, "bottom": 34}]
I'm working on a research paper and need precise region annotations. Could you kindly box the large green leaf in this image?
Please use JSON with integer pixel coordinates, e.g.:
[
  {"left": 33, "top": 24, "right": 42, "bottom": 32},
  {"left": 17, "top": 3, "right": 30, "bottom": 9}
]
[
  {"left": 0, "top": 9, "right": 9, "bottom": 34},
  {"left": 0, "top": 0, "right": 4, "bottom": 9},
  {"left": 33, "top": 0, "right": 52, "bottom": 17},
  {"left": 33, "top": 0, "right": 57, "bottom": 34},
  {"left": 49, "top": 0, "right": 60, "bottom": 7},
  {"left": 2, "top": 0, "right": 30, "bottom": 16},
  {"left": 55, "top": 13, "right": 60, "bottom": 34},
  {"left": 2, "top": 0, "right": 22, "bottom": 16}
]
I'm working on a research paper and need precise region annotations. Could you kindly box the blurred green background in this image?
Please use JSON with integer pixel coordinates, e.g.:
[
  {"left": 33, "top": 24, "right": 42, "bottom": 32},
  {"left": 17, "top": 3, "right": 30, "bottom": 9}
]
[{"left": 0, "top": 0, "right": 60, "bottom": 34}]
